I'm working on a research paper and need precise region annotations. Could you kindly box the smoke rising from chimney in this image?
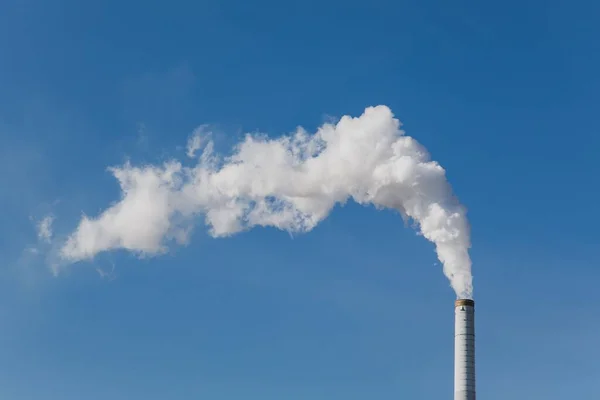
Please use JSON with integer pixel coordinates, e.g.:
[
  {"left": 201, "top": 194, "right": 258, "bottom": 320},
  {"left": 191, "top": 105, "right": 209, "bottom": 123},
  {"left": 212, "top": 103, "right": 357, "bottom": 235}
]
[{"left": 59, "top": 106, "right": 473, "bottom": 298}]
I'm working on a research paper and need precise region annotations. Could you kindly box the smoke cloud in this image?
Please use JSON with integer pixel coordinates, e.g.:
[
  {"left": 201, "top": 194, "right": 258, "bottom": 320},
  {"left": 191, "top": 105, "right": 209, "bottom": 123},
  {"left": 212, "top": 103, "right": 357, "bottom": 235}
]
[
  {"left": 59, "top": 106, "right": 473, "bottom": 298},
  {"left": 37, "top": 215, "right": 55, "bottom": 243}
]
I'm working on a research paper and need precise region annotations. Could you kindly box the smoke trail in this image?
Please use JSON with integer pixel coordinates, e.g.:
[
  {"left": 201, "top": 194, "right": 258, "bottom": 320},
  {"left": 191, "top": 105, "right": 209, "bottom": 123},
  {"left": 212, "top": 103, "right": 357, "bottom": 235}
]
[{"left": 60, "top": 106, "right": 473, "bottom": 298}]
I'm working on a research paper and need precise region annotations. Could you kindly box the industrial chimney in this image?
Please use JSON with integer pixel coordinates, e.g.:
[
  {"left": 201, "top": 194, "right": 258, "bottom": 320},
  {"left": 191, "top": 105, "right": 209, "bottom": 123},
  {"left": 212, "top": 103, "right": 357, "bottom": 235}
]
[{"left": 454, "top": 299, "right": 475, "bottom": 400}]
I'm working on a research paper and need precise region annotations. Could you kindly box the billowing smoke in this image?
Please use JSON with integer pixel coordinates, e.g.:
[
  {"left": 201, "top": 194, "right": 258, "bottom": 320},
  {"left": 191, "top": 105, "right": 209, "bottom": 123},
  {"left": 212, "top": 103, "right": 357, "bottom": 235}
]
[{"left": 60, "top": 106, "right": 473, "bottom": 298}]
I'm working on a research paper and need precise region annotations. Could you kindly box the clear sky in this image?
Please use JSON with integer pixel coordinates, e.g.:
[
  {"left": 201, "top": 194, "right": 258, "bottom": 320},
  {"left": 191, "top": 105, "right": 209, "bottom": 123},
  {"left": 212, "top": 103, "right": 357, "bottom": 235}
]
[{"left": 1, "top": 0, "right": 599, "bottom": 398}]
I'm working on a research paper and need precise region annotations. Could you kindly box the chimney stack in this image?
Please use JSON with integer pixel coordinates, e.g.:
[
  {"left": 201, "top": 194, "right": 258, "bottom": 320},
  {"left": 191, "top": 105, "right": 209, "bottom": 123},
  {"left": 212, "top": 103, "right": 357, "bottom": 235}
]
[{"left": 454, "top": 299, "right": 475, "bottom": 400}]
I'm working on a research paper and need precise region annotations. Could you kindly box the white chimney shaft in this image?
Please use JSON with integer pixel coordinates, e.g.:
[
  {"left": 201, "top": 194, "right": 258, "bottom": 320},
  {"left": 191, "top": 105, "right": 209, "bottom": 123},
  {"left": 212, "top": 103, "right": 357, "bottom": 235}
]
[{"left": 454, "top": 299, "right": 476, "bottom": 400}]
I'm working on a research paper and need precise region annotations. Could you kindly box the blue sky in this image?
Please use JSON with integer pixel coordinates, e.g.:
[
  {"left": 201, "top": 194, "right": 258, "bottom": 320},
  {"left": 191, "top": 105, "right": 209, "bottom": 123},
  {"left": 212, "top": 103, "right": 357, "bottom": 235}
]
[{"left": 1, "top": 0, "right": 599, "bottom": 398}]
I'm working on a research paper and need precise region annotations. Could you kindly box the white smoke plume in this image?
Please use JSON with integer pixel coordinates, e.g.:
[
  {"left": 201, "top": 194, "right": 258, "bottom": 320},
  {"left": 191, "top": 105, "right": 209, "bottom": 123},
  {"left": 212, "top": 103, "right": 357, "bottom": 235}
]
[
  {"left": 37, "top": 215, "right": 55, "bottom": 243},
  {"left": 60, "top": 106, "right": 473, "bottom": 298}
]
